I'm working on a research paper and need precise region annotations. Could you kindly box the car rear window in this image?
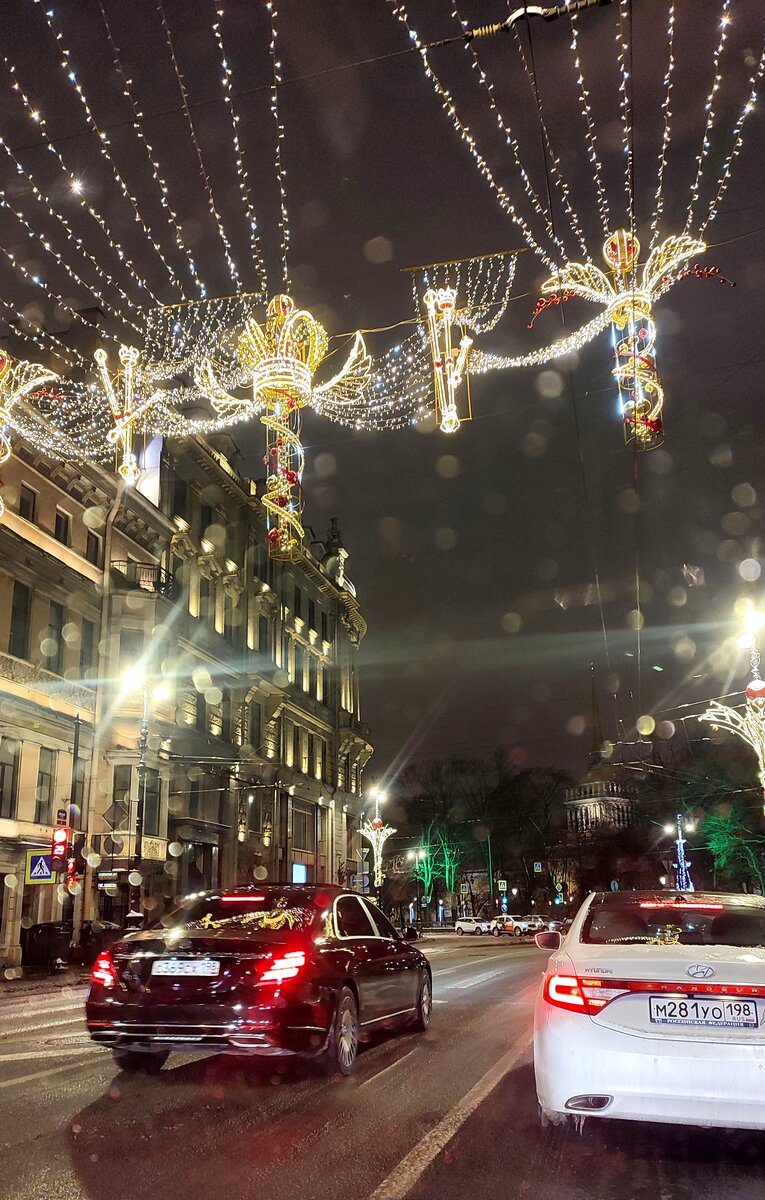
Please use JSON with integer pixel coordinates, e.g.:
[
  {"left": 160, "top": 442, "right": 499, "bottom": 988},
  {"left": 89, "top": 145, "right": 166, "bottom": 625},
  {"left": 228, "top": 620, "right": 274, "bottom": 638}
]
[
  {"left": 161, "top": 889, "right": 324, "bottom": 936},
  {"left": 581, "top": 899, "right": 765, "bottom": 947}
]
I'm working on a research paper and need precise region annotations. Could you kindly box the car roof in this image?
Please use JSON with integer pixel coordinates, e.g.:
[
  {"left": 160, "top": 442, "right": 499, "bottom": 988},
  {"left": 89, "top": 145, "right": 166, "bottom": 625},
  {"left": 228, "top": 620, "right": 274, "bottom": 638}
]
[{"left": 587, "top": 890, "right": 765, "bottom": 910}]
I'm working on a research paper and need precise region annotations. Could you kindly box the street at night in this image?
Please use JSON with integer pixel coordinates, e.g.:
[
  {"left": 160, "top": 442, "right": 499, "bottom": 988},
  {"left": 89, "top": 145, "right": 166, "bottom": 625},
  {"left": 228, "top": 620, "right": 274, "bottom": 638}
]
[{"left": 2, "top": 939, "right": 765, "bottom": 1200}]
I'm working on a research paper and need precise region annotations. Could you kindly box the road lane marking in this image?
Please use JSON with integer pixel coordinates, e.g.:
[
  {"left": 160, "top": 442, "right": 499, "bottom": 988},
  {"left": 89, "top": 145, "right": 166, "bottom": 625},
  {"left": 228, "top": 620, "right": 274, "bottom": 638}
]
[
  {"left": 0, "top": 1045, "right": 102, "bottom": 1063},
  {"left": 0, "top": 1055, "right": 102, "bottom": 1090},
  {"left": 0, "top": 1015, "right": 85, "bottom": 1040},
  {"left": 446, "top": 969, "right": 507, "bottom": 989},
  {"left": 433, "top": 952, "right": 510, "bottom": 977},
  {"left": 359, "top": 1048, "right": 418, "bottom": 1090},
  {"left": 369, "top": 1029, "right": 532, "bottom": 1200}
]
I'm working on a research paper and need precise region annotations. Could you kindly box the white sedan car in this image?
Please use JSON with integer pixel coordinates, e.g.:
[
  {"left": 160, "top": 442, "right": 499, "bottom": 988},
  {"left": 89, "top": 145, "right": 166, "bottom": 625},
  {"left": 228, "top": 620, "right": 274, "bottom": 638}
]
[{"left": 534, "top": 890, "right": 765, "bottom": 1131}]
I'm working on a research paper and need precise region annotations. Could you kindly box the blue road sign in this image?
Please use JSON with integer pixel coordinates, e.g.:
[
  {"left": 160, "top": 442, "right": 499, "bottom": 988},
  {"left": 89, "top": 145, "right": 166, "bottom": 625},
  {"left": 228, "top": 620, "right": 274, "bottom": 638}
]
[{"left": 25, "top": 851, "right": 55, "bottom": 885}]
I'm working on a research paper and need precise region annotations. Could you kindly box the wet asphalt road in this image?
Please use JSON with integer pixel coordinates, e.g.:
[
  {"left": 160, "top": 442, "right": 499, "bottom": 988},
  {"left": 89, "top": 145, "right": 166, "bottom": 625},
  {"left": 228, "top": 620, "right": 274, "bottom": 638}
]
[{"left": 1, "top": 937, "right": 764, "bottom": 1200}]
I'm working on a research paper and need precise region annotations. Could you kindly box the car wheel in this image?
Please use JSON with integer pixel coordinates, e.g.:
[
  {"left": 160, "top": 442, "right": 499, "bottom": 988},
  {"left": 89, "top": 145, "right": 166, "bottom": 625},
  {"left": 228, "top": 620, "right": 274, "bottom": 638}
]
[
  {"left": 492, "top": 927, "right": 501, "bottom": 937},
  {"left": 412, "top": 973, "right": 432, "bottom": 1032},
  {"left": 112, "top": 1048, "right": 168, "bottom": 1073},
  {"left": 474, "top": 926, "right": 482, "bottom": 935},
  {"left": 514, "top": 927, "right": 522, "bottom": 937},
  {"left": 456, "top": 926, "right": 464, "bottom": 935},
  {"left": 325, "top": 986, "right": 359, "bottom": 1076}
]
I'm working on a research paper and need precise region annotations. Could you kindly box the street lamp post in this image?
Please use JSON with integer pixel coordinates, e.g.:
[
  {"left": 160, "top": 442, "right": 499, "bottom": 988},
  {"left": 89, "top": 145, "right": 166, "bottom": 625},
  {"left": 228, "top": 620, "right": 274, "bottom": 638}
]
[
  {"left": 124, "top": 667, "right": 168, "bottom": 925},
  {"left": 408, "top": 847, "right": 426, "bottom": 929}
]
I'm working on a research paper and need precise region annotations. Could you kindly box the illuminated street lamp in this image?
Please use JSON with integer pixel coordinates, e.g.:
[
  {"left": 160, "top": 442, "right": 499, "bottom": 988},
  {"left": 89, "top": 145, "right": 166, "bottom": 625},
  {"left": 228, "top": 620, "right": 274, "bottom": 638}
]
[
  {"left": 407, "top": 847, "right": 427, "bottom": 927},
  {"left": 122, "top": 665, "right": 169, "bottom": 922},
  {"left": 700, "top": 603, "right": 765, "bottom": 811},
  {"left": 360, "top": 787, "right": 396, "bottom": 892}
]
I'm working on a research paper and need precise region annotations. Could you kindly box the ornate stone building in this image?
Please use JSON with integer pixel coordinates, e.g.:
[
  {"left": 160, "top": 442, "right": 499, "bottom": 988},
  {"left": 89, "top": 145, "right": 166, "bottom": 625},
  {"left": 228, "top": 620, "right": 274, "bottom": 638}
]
[{"left": 0, "top": 430, "right": 372, "bottom": 967}]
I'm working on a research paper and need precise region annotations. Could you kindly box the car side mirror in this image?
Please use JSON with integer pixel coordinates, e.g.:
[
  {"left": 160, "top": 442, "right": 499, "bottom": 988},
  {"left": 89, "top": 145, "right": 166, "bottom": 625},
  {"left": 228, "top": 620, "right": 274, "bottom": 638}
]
[
  {"left": 403, "top": 926, "right": 419, "bottom": 943},
  {"left": 535, "top": 931, "right": 561, "bottom": 951}
]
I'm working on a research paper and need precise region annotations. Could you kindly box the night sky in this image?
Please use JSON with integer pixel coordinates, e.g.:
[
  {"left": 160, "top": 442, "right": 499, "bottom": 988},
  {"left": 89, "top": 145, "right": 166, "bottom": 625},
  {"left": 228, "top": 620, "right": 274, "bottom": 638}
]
[{"left": 1, "top": 0, "right": 764, "bottom": 784}]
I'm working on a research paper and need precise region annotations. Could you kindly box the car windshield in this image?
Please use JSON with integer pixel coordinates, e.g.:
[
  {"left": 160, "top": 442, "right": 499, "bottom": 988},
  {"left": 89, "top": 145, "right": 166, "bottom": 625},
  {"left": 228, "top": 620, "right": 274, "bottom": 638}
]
[
  {"left": 159, "top": 890, "right": 324, "bottom": 938},
  {"left": 581, "top": 899, "right": 765, "bottom": 947}
]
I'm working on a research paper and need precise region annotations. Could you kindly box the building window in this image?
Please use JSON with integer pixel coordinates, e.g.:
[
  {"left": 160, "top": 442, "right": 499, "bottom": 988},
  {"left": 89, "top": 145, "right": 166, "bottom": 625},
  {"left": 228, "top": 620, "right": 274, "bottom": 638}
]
[
  {"left": 308, "top": 599, "right": 316, "bottom": 631},
  {"left": 200, "top": 503, "right": 214, "bottom": 540},
  {"left": 119, "top": 628, "right": 143, "bottom": 667},
  {"left": 321, "top": 739, "right": 328, "bottom": 783},
  {"left": 45, "top": 601, "right": 65, "bottom": 675},
  {"left": 291, "top": 799, "right": 316, "bottom": 853},
  {"left": 220, "top": 689, "right": 232, "bottom": 742},
  {"left": 80, "top": 618, "right": 96, "bottom": 682},
  {"left": 307, "top": 733, "right": 315, "bottom": 778},
  {"left": 143, "top": 768, "right": 160, "bottom": 838},
  {"left": 35, "top": 748, "right": 56, "bottom": 825},
  {"left": 54, "top": 509, "right": 70, "bottom": 545},
  {"left": 0, "top": 739, "right": 20, "bottom": 820},
  {"left": 309, "top": 655, "right": 318, "bottom": 698},
  {"left": 85, "top": 530, "right": 102, "bottom": 567},
  {"left": 9, "top": 581, "right": 31, "bottom": 660},
  {"left": 172, "top": 476, "right": 188, "bottom": 520},
  {"left": 258, "top": 615, "right": 270, "bottom": 658},
  {"left": 195, "top": 692, "right": 207, "bottom": 734},
  {"left": 249, "top": 701, "right": 262, "bottom": 753},
  {"left": 321, "top": 610, "right": 329, "bottom": 642},
  {"left": 199, "top": 573, "right": 210, "bottom": 620},
  {"left": 107, "top": 765, "right": 132, "bottom": 831},
  {"left": 293, "top": 586, "right": 302, "bottom": 620},
  {"left": 292, "top": 723, "right": 301, "bottom": 771},
  {"left": 19, "top": 484, "right": 37, "bottom": 522}
]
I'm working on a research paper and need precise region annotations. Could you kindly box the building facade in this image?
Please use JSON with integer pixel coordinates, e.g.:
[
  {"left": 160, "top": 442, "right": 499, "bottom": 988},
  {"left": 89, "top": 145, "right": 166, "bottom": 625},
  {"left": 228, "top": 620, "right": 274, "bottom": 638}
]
[{"left": 0, "top": 431, "right": 372, "bottom": 967}]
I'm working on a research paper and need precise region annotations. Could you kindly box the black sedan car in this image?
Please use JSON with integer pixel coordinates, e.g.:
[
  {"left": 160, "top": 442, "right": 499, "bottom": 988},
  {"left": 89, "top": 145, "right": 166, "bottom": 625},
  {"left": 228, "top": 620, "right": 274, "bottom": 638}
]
[{"left": 86, "top": 884, "right": 432, "bottom": 1076}]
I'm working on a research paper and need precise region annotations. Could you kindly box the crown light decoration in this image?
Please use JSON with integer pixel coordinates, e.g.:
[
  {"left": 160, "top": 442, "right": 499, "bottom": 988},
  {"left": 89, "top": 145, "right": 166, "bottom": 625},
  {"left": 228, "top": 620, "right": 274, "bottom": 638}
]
[
  {"left": 700, "top": 607, "right": 765, "bottom": 811},
  {"left": 195, "top": 295, "right": 371, "bottom": 558},
  {"left": 540, "top": 230, "right": 705, "bottom": 448},
  {"left": 423, "top": 288, "right": 472, "bottom": 434}
]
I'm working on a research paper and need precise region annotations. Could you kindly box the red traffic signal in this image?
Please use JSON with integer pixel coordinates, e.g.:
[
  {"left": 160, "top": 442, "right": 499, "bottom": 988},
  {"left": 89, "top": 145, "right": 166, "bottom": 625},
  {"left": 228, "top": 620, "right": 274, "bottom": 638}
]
[{"left": 51, "top": 826, "right": 71, "bottom": 872}]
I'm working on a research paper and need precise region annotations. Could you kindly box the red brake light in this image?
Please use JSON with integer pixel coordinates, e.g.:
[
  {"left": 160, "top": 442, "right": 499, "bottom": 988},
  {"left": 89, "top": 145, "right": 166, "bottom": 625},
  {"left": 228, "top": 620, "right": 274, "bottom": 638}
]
[
  {"left": 544, "top": 973, "right": 630, "bottom": 1015},
  {"left": 258, "top": 950, "right": 306, "bottom": 985},
  {"left": 91, "top": 951, "right": 117, "bottom": 989}
]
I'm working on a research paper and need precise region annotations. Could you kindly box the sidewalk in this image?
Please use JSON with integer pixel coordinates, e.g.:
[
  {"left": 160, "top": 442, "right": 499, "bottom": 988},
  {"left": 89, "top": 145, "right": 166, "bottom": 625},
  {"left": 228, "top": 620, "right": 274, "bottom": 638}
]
[{"left": 0, "top": 965, "right": 90, "bottom": 999}]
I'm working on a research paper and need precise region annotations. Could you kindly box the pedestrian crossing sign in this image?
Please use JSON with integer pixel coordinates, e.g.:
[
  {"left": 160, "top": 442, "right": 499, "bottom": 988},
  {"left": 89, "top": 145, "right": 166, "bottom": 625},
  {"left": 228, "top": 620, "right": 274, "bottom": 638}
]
[{"left": 25, "top": 851, "right": 55, "bottom": 885}]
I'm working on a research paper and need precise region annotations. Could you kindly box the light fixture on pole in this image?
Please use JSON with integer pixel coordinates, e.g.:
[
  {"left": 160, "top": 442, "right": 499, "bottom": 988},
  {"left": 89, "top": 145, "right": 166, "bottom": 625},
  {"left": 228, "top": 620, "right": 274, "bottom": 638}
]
[
  {"left": 359, "top": 787, "right": 396, "bottom": 892},
  {"left": 700, "top": 603, "right": 765, "bottom": 811}
]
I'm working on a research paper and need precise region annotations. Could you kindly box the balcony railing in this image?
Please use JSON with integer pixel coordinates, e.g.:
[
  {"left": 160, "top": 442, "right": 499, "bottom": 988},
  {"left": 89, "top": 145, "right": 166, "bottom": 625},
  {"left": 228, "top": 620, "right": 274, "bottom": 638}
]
[{"left": 110, "top": 561, "right": 175, "bottom": 597}]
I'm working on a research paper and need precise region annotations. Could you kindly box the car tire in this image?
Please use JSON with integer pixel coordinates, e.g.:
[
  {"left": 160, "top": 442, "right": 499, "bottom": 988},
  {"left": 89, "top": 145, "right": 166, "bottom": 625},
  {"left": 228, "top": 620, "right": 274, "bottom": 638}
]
[
  {"left": 456, "top": 926, "right": 464, "bottom": 935},
  {"left": 492, "top": 927, "right": 501, "bottom": 937},
  {"left": 112, "top": 1048, "right": 168, "bottom": 1073},
  {"left": 325, "top": 986, "right": 359, "bottom": 1077},
  {"left": 412, "top": 973, "right": 432, "bottom": 1032},
  {"left": 474, "top": 926, "right": 482, "bottom": 935},
  {"left": 514, "top": 927, "right": 522, "bottom": 937}
]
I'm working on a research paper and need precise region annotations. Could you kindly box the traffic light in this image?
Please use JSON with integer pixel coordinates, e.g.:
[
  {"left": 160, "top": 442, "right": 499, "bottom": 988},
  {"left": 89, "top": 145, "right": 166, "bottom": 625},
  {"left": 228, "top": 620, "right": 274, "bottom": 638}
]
[
  {"left": 65, "top": 857, "right": 78, "bottom": 891},
  {"left": 51, "top": 826, "right": 70, "bottom": 873}
]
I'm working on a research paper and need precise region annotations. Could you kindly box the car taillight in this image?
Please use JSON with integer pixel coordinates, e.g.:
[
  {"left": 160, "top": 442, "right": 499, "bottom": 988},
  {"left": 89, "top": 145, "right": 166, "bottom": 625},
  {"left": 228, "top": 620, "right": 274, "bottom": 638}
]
[
  {"left": 258, "top": 950, "right": 306, "bottom": 985},
  {"left": 543, "top": 973, "right": 630, "bottom": 1015},
  {"left": 91, "top": 952, "right": 117, "bottom": 989}
]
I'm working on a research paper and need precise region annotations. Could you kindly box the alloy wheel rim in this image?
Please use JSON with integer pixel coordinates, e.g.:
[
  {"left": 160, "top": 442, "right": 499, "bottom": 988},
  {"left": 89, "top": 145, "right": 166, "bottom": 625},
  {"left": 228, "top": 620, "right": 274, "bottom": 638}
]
[
  {"left": 421, "top": 981, "right": 431, "bottom": 1026},
  {"left": 338, "top": 1001, "right": 358, "bottom": 1068}
]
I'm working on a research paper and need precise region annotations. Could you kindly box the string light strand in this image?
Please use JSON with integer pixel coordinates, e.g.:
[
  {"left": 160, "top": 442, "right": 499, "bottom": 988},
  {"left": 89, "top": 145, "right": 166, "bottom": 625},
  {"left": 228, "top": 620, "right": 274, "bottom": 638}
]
[
  {"left": 649, "top": 2, "right": 676, "bottom": 252},
  {"left": 685, "top": 0, "right": 733, "bottom": 234},
  {"left": 266, "top": 2, "right": 290, "bottom": 291},
  {"left": 567, "top": 6, "right": 610, "bottom": 236}
]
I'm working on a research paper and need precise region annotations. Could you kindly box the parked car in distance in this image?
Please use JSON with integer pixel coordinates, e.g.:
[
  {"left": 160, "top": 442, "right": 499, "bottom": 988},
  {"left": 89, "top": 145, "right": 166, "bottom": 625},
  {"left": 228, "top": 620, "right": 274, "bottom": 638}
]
[
  {"left": 490, "top": 914, "right": 530, "bottom": 937},
  {"left": 534, "top": 890, "right": 765, "bottom": 1130},
  {"left": 523, "top": 914, "right": 546, "bottom": 932},
  {"left": 86, "top": 885, "right": 432, "bottom": 1077},
  {"left": 455, "top": 916, "right": 491, "bottom": 935}
]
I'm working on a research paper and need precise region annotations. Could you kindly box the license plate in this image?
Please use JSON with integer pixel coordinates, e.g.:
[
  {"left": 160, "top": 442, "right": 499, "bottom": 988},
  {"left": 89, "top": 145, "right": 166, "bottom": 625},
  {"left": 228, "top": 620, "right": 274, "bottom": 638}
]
[
  {"left": 151, "top": 958, "right": 220, "bottom": 978},
  {"left": 649, "top": 996, "right": 758, "bottom": 1028}
]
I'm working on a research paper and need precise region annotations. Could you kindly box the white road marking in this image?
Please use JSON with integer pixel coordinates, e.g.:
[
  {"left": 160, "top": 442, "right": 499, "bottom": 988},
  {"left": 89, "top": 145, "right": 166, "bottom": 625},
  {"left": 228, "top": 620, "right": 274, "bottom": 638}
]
[
  {"left": 0, "top": 1045, "right": 102, "bottom": 1063},
  {"left": 0, "top": 1056, "right": 102, "bottom": 1090},
  {"left": 446, "top": 969, "right": 507, "bottom": 989},
  {"left": 359, "top": 1048, "right": 418, "bottom": 1089},
  {"left": 369, "top": 1029, "right": 532, "bottom": 1200},
  {"left": 0, "top": 1015, "right": 85, "bottom": 1039},
  {"left": 433, "top": 952, "right": 509, "bottom": 977}
]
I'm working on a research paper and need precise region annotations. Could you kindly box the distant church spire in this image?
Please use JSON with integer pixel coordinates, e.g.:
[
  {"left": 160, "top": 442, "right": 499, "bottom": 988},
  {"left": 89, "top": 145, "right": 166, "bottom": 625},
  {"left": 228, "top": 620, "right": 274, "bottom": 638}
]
[{"left": 589, "top": 662, "right": 605, "bottom": 766}]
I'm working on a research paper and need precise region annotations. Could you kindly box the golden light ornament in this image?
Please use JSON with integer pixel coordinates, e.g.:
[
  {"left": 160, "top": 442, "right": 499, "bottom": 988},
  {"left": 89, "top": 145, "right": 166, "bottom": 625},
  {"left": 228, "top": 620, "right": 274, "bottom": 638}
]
[
  {"left": 700, "top": 613, "right": 765, "bottom": 811},
  {"left": 359, "top": 794, "right": 396, "bottom": 891},
  {"left": 540, "top": 230, "right": 705, "bottom": 448},
  {"left": 196, "top": 295, "right": 370, "bottom": 558},
  {"left": 0, "top": 351, "right": 58, "bottom": 516},
  {"left": 94, "top": 345, "right": 165, "bottom": 484},
  {"left": 423, "top": 287, "right": 472, "bottom": 434}
]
